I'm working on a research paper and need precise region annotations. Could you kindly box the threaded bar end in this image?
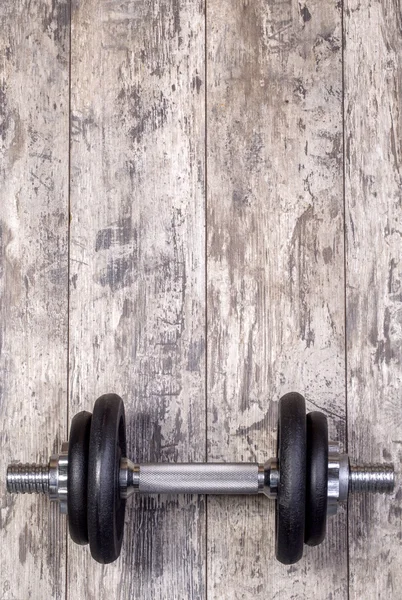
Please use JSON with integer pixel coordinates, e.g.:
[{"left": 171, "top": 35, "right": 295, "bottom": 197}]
[
  {"left": 7, "top": 463, "right": 50, "bottom": 494},
  {"left": 349, "top": 464, "right": 395, "bottom": 494}
]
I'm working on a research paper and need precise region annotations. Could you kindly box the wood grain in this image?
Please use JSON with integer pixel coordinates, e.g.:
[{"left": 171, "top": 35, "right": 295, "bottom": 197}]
[
  {"left": 67, "top": 0, "right": 206, "bottom": 598},
  {"left": 206, "top": 0, "right": 348, "bottom": 597},
  {"left": 345, "top": 1, "right": 402, "bottom": 598},
  {"left": 0, "top": 1, "right": 69, "bottom": 599}
]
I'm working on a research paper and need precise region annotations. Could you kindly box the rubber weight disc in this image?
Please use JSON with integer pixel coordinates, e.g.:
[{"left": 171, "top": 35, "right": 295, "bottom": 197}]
[
  {"left": 88, "top": 394, "right": 126, "bottom": 564},
  {"left": 305, "top": 411, "right": 328, "bottom": 546},
  {"left": 275, "top": 392, "right": 307, "bottom": 565},
  {"left": 68, "top": 411, "right": 92, "bottom": 545}
]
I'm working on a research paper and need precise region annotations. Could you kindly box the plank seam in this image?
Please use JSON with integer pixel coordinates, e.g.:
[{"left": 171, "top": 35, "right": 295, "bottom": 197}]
[
  {"left": 341, "top": 1, "right": 351, "bottom": 598},
  {"left": 204, "top": 1, "right": 209, "bottom": 599},
  {"left": 66, "top": 0, "right": 73, "bottom": 598}
]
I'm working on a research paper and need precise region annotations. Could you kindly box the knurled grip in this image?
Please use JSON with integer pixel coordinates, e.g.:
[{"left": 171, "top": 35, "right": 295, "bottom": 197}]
[{"left": 139, "top": 463, "right": 262, "bottom": 494}]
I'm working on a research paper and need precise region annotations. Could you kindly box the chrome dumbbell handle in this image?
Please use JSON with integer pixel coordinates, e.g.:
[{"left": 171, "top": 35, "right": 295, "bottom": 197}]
[{"left": 119, "top": 460, "right": 279, "bottom": 498}]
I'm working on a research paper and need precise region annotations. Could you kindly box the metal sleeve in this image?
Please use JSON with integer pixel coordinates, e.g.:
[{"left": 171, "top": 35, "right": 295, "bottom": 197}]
[{"left": 139, "top": 463, "right": 261, "bottom": 494}]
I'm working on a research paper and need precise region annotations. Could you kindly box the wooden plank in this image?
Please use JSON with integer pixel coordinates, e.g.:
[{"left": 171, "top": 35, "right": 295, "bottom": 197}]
[
  {"left": 207, "top": 0, "right": 347, "bottom": 597},
  {"left": 67, "top": 0, "right": 205, "bottom": 598},
  {"left": 345, "top": 1, "right": 402, "bottom": 597},
  {"left": 0, "top": 1, "right": 69, "bottom": 599}
]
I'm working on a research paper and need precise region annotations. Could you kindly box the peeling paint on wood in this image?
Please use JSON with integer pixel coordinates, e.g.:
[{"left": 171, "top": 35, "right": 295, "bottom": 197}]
[
  {"left": 207, "top": 0, "right": 347, "bottom": 597},
  {"left": 67, "top": 0, "right": 205, "bottom": 598},
  {"left": 0, "top": 1, "right": 69, "bottom": 599},
  {"left": 345, "top": 0, "right": 402, "bottom": 597}
]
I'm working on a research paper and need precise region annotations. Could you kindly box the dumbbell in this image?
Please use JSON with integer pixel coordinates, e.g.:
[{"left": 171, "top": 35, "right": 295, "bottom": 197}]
[{"left": 6, "top": 392, "right": 395, "bottom": 565}]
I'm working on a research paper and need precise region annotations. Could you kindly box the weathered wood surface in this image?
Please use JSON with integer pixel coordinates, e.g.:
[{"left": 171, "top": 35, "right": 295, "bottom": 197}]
[
  {"left": 0, "top": 1, "right": 69, "bottom": 599},
  {"left": 207, "top": 0, "right": 348, "bottom": 598},
  {"left": 1, "top": 0, "right": 402, "bottom": 599},
  {"left": 345, "top": 1, "right": 402, "bottom": 598},
  {"left": 67, "top": 0, "right": 205, "bottom": 598}
]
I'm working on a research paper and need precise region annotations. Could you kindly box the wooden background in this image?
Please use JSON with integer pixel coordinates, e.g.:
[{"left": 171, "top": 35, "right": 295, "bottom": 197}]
[{"left": 1, "top": 0, "right": 401, "bottom": 598}]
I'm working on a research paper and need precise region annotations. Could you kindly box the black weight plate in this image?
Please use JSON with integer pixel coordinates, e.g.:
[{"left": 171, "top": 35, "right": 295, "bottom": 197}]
[
  {"left": 68, "top": 410, "right": 92, "bottom": 545},
  {"left": 275, "top": 392, "right": 307, "bottom": 565},
  {"left": 88, "top": 394, "right": 126, "bottom": 564},
  {"left": 305, "top": 411, "right": 328, "bottom": 546}
]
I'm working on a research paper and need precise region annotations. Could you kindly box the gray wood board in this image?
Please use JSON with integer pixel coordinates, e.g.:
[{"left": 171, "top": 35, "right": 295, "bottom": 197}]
[
  {"left": 345, "top": 0, "right": 402, "bottom": 598},
  {"left": 67, "top": 0, "right": 206, "bottom": 598},
  {"left": 0, "top": 0, "right": 70, "bottom": 599},
  {"left": 206, "top": 0, "right": 347, "bottom": 598}
]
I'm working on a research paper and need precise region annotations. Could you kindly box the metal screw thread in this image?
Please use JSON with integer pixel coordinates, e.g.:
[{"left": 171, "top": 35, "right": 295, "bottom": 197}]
[
  {"left": 349, "top": 464, "right": 395, "bottom": 494},
  {"left": 6, "top": 463, "right": 50, "bottom": 494}
]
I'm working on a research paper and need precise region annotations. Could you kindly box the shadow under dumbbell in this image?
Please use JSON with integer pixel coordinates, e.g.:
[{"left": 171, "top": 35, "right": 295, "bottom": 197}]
[{"left": 123, "top": 409, "right": 206, "bottom": 579}]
